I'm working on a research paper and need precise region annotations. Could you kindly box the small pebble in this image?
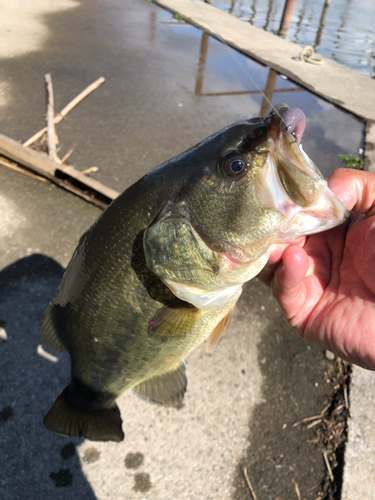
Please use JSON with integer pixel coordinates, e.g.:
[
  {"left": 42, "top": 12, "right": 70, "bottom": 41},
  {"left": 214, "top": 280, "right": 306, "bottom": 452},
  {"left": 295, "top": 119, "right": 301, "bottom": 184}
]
[
  {"left": 0, "top": 327, "right": 7, "bottom": 341},
  {"left": 325, "top": 350, "right": 335, "bottom": 361}
]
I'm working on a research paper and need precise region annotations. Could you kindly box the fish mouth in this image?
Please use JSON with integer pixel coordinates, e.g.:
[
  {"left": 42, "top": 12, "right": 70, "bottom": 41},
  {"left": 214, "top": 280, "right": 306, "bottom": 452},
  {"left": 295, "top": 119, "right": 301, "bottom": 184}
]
[
  {"left": 268, "top": 103, "right": 326, "bottom": 207},
  {"left": 255, "top": 104, "right": 350, "bottom": 240}
]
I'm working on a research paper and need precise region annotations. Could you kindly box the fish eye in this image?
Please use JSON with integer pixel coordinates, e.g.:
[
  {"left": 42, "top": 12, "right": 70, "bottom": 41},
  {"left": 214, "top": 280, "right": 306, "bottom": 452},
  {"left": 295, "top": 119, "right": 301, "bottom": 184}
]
[
  {"left": 230, "top": 159, "right": 245, "bottom": 172},
  {"left": 218, "top": 151, "right": 250, "bottom": 179}
]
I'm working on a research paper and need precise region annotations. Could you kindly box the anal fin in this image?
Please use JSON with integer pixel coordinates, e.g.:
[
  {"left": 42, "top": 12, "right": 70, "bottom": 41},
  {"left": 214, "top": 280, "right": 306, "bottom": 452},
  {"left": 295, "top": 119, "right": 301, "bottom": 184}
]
[
  {"left": 43, "top": 387, "right": 124, "bottom": 442},
  {"left": 40, "top": 305, "right": 65, "bottom": 352},
  {"left": 148, "top": 300, "right": 200, "bottom": 343},
  {"left": 131, "top": 362, "right": 187, "bottom": 407},
  {"left": 206, "top": 310, "right": 233, "bottom": 353}
]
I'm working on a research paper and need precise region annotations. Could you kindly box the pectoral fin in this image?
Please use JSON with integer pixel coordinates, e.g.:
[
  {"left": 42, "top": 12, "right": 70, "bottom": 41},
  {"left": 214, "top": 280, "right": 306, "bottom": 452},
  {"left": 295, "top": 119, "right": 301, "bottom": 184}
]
[
  {"left": 131, "top": 362, "right": 187, "bottom": 407},
  {"left": 40, "top": 305, "right": 66, "bottom": 351},
  {"left": 148, "top": 300, "right": 201, "bottom": 342},
  {"left": 206, "top": 310, "right": 233, "bottom": 352}
]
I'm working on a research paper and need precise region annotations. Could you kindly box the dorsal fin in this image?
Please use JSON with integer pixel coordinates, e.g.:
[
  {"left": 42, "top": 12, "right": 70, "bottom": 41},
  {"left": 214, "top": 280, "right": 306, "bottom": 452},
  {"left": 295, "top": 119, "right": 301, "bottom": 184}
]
[
  {"left": 148, "top": 301, "right": 201, "bottom": 343},
  {"left": 206, "top": 310, "right": 233, "bottom": 353},
  {"left": 131, "top": 362, "right": 187, "bottom": 407},
  {"left": 40, "top": 305, "right": 66, "bottom": 351},
  {"left": 43, "top": 387, "right": 124, "bottom": 442}
]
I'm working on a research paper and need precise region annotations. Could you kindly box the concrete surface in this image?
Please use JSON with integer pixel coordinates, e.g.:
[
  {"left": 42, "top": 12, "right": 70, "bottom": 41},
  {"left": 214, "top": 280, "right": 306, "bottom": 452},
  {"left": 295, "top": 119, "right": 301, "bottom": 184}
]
[
  {"left": 365, "top": 122, "right": 375, "bottom": 173},
  {"left": 0, "top": 0, "right": 374, "bottom": 499},
  {"left": 342, "top": 368, "right": 375, "bottom": 500}
]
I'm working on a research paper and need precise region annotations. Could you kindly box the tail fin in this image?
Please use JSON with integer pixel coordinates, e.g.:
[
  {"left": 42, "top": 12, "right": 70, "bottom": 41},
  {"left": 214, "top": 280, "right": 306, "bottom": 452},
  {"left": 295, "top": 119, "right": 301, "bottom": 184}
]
[{"left": 43, "top": 387, "right": 124, "bottom": 442}]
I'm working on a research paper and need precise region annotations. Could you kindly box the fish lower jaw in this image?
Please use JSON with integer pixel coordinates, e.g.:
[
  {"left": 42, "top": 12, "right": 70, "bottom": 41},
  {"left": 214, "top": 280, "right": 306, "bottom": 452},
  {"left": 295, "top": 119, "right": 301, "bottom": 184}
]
[
  {"left": 280, "top": 190, "right": 350, "bottom": 239},
  {"left": 164, "top": 279, "right": 243, "bottom": 310},
  {"left": 218, "top": 249, "right": 270, "bottom": 282}
]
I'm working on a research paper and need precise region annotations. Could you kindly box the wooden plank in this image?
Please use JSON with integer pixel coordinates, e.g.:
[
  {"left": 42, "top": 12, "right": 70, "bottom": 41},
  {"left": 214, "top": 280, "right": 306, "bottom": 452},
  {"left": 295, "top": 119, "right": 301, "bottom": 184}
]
[
  {"left": 153, "top": 0, "right": 375, "bottom": 122},
  {"left": 0, "top": 133, "right": 120, "bottom": 202},
  {"left": 0, "top": 133, "right": 57, "bottom": 177},
  {"left": 59, "top": 164, "right": 120, "bottom": 201}
]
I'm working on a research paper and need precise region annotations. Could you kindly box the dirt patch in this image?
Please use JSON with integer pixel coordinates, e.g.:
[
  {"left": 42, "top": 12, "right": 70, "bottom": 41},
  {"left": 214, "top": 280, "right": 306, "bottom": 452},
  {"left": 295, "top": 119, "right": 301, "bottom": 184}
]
[
  {"left": 125, "top": 452, "right": 144, "bottom": 470},
  {"left": 313, "top": 359, "right": 351, "bottom": 500},
  {"left": 232, "top": 281, "right": 349, "bottom": 500},
  {"left": 133, "top": 472, "right": 152, "bottom": 493}
]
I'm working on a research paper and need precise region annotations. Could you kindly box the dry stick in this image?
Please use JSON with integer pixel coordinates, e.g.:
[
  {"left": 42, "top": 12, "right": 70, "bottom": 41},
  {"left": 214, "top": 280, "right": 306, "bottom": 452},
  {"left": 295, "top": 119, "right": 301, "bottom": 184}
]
[
  {"left": 293, "top": 414, "right": 325, "bottom": 427},
  {"left": 0, "top": 158, "right": 49, "bottom": 183},
  {"left": 306, "top": 418, "right": 322, "bottom": 429},
  {"left": 332, "top": 404, "right": 345, "bottom": 416},
  {"left": 81, "top": 166, "right": 99, "bottom": 175},
  {"left": 323, "top": 451, "right": 334, "bottom": 482},
  {"left": 293, "top": 480, "right": 302, "bottom": 500},
  {"left": 24, "top": 125, "right": 51, "bottom": 148},
  {"left": 44, "top": 73, "right": 61, "bottom": 164},
  {"left": 61, "top": 145, "right": 76, "bottom": 164},
  {"left": 56, "top": 76, "right": 105, "bottom": 121},
  {"left": 321, "top": 403, "right": 331, "bottom": 415},
  {"left": 243, "top": 467, "right": 258, "bottom": 500},
  {"left": 23, "top": 77, "right": 105, "bottom": 147}
]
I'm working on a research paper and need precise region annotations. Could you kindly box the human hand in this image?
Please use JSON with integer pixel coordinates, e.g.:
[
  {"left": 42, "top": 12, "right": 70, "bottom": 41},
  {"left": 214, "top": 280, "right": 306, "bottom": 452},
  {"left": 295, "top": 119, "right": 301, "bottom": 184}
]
[{"left": 258, "top": 168, "right": 375, "bottom": 370}]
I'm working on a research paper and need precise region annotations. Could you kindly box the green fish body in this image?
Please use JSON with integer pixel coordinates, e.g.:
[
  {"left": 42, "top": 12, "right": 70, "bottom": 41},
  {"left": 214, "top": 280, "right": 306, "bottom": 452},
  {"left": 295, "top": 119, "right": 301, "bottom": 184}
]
[{"left": 41, "top": 104, "right": 349, "bottom": 441}]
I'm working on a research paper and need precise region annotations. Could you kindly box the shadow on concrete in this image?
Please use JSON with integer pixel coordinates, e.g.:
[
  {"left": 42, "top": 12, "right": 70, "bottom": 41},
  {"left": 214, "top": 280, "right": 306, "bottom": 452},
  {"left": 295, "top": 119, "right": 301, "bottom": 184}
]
[
  {"left": 0, "top": 0, "right": 364, "bottom": 194},
  {"left": 0, "top": 255, "right": 96, "bottom": 500},
  {"left": 231, "top": 279, "right": 334, "bottom": 500}
]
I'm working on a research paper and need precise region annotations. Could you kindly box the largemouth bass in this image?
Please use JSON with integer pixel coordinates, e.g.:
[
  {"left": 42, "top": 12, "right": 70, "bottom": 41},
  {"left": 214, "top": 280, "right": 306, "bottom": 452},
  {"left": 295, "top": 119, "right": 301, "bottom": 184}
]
[{"left": 41, "top": 104, "right": 349, "bottom": 442}]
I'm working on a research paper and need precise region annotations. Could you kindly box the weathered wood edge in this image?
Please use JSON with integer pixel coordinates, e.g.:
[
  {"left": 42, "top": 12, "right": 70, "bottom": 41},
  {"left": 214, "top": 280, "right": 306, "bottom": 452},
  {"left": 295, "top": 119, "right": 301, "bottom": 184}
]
[{"left": 0, "top": 133, "right": 120, "bottom": 206}]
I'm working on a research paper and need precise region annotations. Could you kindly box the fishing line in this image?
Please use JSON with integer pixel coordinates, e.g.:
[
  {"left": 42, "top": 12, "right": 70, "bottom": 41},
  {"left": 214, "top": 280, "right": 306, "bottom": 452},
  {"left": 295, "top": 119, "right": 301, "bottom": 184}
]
[{"left": 188, "top": 0, "right": 288, "bottom": 125}]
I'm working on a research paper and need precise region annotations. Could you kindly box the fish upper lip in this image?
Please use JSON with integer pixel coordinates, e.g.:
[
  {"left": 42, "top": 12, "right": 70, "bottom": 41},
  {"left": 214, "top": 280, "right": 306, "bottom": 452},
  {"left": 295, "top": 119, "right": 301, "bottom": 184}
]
[
  {"left": 240, "top": 106, "right": 314, "bottom": 179},
  {"left": 266, "top": 108, "right": 325, "bottom": 198}
]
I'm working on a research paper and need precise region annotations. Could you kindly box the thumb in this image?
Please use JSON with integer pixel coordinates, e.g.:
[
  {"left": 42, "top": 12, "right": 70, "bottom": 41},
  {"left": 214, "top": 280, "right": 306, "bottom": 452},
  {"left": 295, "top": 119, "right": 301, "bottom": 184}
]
[
  {"left": 328, "top": 168, "right": 375, "bottom": 217},
  {"left": 271, "top": 245, "right": 309, "bottom": 323}
]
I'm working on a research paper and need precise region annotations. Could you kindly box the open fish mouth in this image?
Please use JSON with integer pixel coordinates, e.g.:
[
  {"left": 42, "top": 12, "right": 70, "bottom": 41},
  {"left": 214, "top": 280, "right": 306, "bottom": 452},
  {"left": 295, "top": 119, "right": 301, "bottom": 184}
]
[
  {"left": 269, "top": 103, "right": 327, "bottom": 208},
  {"left": 253, "top": 103, "right": 349, "bottom": 242}
]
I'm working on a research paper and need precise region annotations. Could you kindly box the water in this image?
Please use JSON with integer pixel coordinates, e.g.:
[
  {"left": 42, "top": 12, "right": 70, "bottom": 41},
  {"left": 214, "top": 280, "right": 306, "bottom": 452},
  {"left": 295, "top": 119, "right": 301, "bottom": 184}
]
[
  {"left": 157, "top": 13, "right": 364, "bottom": 178},
  {"left": 210, "top": 0, "right": 375, "bottom": 78}
]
